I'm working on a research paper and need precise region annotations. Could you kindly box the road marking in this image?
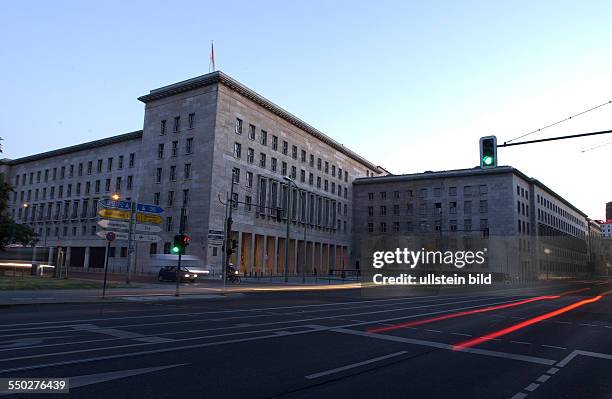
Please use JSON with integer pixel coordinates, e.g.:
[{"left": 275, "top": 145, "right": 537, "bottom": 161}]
[
  {"left": 541, "top": 345, "right": 566, "bottom": 350},
  {"left": 509, "top": 393, "right": 528, "bottom": 399},
  {"left": 510, "top": 340, "right": 531, "bottom": 345},
  {"left": 0, "top": 326, "right": 326, "bottom": 375},
  {"left": 546, "top": 367, "right": 559, "bottom": 374},
  {"left": 331, "top": 328, "right": 555, "bottom": 365},
  {"left": 305, "top": 351, "right": 407, "bottom": 379},
  {"left": 450, "top": 332, "right": 472, "bottom": 337},
  {"left": 72, "top": 324, "right": 173, "bottom": 343},
  {"left": 424, "top": 329, "right": 442, "bottom": 333},
  {"left": 68, "top": 363, "right": 187, "bottom": 389},
  {"left": 524, "top": 383, "right": 539, "bottom": 392},
  {"left": 536, "top": 375, "right": 550, "bottom": 383}
]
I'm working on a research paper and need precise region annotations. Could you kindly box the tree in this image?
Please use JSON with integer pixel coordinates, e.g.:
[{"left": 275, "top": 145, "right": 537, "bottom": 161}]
[{"left": 0, "top": 153, "right": 37, "bottom": 250}]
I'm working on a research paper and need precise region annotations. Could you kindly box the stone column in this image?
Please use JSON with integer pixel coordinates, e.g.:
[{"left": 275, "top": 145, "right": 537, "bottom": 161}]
[
  {"left": 273, "top": 236, "right": 278, "bottom": 275},
  {"left": 84, "top": 247, "right": 91, "bottom": 271},
  {"left": 250, "top": 233, "right": 256, "bottom": 274}
]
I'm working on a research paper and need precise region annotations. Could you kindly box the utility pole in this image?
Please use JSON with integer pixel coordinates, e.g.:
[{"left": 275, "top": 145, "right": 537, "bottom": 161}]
[
  {"left": 224, "top": 170, "right": 237, "bottom": 288},
  {"left": 126, "top": 200, "right": 136, "bottom": 285},
  {"left": 175, "top": 206, "right": 186, "bottom": 296},
  {"left": 283, "top": 176, "right": 294, "bottom": 283}
]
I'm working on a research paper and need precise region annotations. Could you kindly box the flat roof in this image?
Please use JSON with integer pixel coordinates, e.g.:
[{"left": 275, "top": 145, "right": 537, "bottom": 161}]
[
  {"left": 354, "top": 166, "right": 588, "bottom": 218},
  {"left": 139, "top": 71, "right": 385, "bottom": 173},
  {"left": 2, "top": 130, "right": 143, "bottom": 166}
]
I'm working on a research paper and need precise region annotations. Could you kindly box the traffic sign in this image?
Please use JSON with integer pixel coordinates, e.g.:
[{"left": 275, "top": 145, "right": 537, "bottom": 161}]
[
  {"left": 135, "top": 223, "right": 162, "bottom": 233},
  {"left": 136, "top": 213, "right": 163, "bottom": 225},
  {"left": 136, "top": 203, "right": 164, "bottom": 214},
  {"left": 209, "top": 229, "right": 224, "bottom": 235},
  {"left": 97, "top": 219, "right": 130, "bottom": 231},
  {"left": 98, "top": 209, "right": 131, "bottom": 220},
  {"left": 133, "top": 233, "right": 162, "bottom": 242},
  {"left": 96, "top": 230, "right": 128, "bottom": 241},
  {"left": 99, "top": 199, "right": 132, "bottom": 210},
  {"left": 105, "top": 232, "right": 116, "bottom": 242}
]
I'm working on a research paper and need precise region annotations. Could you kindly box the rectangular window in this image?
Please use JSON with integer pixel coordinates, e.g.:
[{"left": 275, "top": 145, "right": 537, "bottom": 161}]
[
  {"left": 301, "top": 150, "right": 306, "bottom": 162},
  {"left": 172, "top": 140, "right": 178, "bottom": 157},
  {"left": 153, "top": 192, "right": 160, "bottom": 205},
  {"left": 129, "top": 153, "right": 135, "bottom": 167},
  {"left": 160, "top": 120, "right": 167, "bottom": 135},
  {"left": 282, "top": 141, "right": 288, "bottom": 155},
  {"left": 186, "top": 138, "right": 193, "bottom": 154},
  {"left": 246, "top": 171, "right": 253, "bottom": 187},
  {"left": 260, "top": 130, "right": 267, "bottom": 146},
  {"left": 245, "top": 195, "right": 252, "bottom": 211},
  {"left": 127, "top": 175, "right": 133, "bottom": 190},
  {"left": 166, "top": 216, "right": 173, "bottom": 232},
  {"left": 247, "top": 148, "right": 254, "bottom": 164},
  {"left": 479, "top": 200, "right": 488, "bottom": 213},
  {"left": 183, "top": 189, "right": 189, "bottom": 205},
  {"left": 105, "top": 179, "right": 111, "bottom": 192},
  {"left": 309, "top": 154, "right": 314, "bottom": 167},
  {"left": 235, "top": 118, "right": 243, "bottom": 134},
  {"left": 282, "top": 162, "right": 287, "bottom": 176},
  {"left": 184, "top": 164, "right": 192, "bottom": 179},
  {"left": 271, "top": 157, "right": 277, "bottom": 172},
  {"left": 170, "top": 165, "right": 176, "bottom": 181},
  {"left": 325, "top": 161, "right": 329, "bottom": 173},
  {"left": 156, "top": 168, "right": 162, "bottom": 183},
  {"left": 234, "top": 142, "right": 242, "bottom": 158},
  {"left": 259, "top": 153, "right": 266, "bottom": 168},
  {"left": 87, "top": 162, "right": 92, "bottom": 175},
  {"left": 248, "top": 124, "right": 256, "bottom": 140},
  {"left": 173, "top": 116, "right": 181, "bottom": 132},
  {"left": 232, "top": 167, "right": 240, "bottom": 183},
  {"left": 188, "top": 113, "right": 195, "bottom": 129},
  {"left": 292, "top": 145, "right": 298, "bottom": 159},
  {"left": 158, "top": 143, "right": 164, "bottom": 159},
  {"left": 167, "top": 191, "right": 174, "bottom": 206},
  {"left": 272, "top": 135, "right": 278, "bottom": 150}
]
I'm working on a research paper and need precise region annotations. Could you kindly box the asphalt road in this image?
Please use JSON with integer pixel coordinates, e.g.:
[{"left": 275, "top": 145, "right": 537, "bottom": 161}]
[{"left": 0, "top": 280, "right": 611, "bottom": 399}]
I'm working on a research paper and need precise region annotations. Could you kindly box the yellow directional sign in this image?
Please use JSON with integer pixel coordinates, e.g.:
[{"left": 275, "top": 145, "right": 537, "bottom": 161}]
[
  {"left": 136, "top": 213, "right": 163, "bottom": 225},
  {"left": 98, "top": 208, "right": 131, "bottom": 220}
]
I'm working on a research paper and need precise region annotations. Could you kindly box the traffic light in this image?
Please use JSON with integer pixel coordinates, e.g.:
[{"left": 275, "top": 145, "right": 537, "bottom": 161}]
[
  {"left": 479, "top": 136, "right": 497, "bottom": 168},
  {"left": 226, "top": 239, "right": 238, "bottom": 256},
  {"left": 171, "top": 234, "right": 190, "bottom": 255}
]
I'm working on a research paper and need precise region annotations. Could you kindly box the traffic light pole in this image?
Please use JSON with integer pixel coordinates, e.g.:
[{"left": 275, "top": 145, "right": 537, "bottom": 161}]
[
  {"left": 126, "top": 201, "right": 136, "bottom": 285},
  {"left": 284, "top": 178, "right": 293, "bottom": 283},
  {"left": 175, "top": 206, "right": 186, "bottom": 297},
  {"left": 224, "top": 172, "right": 237, "bottom": 290}
]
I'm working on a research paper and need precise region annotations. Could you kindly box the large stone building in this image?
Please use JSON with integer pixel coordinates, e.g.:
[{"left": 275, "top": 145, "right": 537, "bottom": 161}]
[
  {"left": 352, "top": 166, "right": 592, "bottom": 281},
  {"left": 3, "top": 71, "right": 385, "bottom": 275}
]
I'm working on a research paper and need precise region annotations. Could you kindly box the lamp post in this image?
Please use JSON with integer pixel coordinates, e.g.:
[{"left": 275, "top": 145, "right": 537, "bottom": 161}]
[{"left": 283, "top": 176, "right": 294, "bottom": 283}]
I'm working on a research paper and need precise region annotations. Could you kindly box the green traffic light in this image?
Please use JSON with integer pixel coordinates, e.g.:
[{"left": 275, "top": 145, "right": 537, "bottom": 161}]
[
  {"left": 482, "top": 155, "right": 494, "bottom": 166},
  {"left": 172, "top": 246, "right": 180, "bottom": 253}
]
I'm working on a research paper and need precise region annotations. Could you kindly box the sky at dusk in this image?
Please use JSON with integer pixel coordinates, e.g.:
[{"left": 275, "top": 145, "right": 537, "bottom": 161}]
[{"left": 1, "top": 0, "right": 611, "bottom": 219}]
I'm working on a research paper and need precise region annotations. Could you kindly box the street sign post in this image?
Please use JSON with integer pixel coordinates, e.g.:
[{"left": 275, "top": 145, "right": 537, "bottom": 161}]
[
  {"left": 133, "top": 233, "right": 162, "bottom": 242},
  {"left": 102, "top": 232, "right": 116, "bottom": 299},
  {"left": 135, "top": 224, "right": 162, "bottom": 233},
  {"left": 136, "top": 203, "right": 164, "bottom": 214},
  {"left": 97, "top": 219, "right": 130, "bottom": 231},
  {"left": 136, "top": 213, "right": 163, "bottom": 224}
]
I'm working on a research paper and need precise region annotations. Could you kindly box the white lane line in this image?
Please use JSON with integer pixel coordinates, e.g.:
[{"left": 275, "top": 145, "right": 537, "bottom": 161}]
[
  {"left": 331, "top": 328, "right": 556, "bottom": 366},
  {"left": 577, "top": 323, "right": 598, "bottom": 327},
  {"left": 0, "top": 294, "right": 508, "bottom": 335},
  {"left": 0, "top": 294, "right": 486, "bottom": 330},
  {"left": 553, "top": 321, "right": 571, "bottom": 324},
  {"left": 510, "top": 341, "right": 531, "bottom": 346},
  {"left": 509, "top": 393, "right": 528, "bottom": 399},
  {"left": 524, "top": 383, "right": 540, "bottom": 392},
  {"left": 424, "top": 329, "right": 442, "bottom": 333},
  {"left": 546, "top": 367, "right": 559, "bottom": 374},
  {"left": 72, "top": 324, "right": 174, "bottom": 344},
  {"left": 541, "top": 345, "right": 566, "bottom": 350},
  {"left": 0, "top": 326, "right": 326, "bottom": 375},
  {"left": 305, "top": 351, "right": 407, "bottom": 379},
  {"left": 450, "top": 332, "right": 472, "bottom": 337},
  {"left": 536, "top": 375, "right": 550, "bottom": 383}
]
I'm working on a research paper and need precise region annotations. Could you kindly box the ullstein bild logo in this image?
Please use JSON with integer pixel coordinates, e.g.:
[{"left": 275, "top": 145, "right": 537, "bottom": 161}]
[{"left": 371, "top": 248, "right": 491, "bottom": 286}]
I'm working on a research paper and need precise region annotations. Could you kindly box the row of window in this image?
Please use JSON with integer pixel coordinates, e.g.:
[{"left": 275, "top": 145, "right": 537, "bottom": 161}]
[
  {"left": 155, "top": 164, "right": 192, "bottom": 183},
  {"left": 367, "top": 200, "right": 488, "bottom": 217},
  {"left": 234, "top": 118, "right": 352, "bottom": 182},
  {"left": 160, "top": 113, "right": 196, "bottom": 135},
  {"left": 157, "top": 138, "right": 194, "bottom": 159},
  {"left": 538, "top": 209, "right": 585, "bottom": 237},
  {"left": 367, "top": 219, "right": 489, "bottom": 233},
  {"left": 14, "top": 176, "right": 134, "bottom": 204},
  {"left": 537, "top": 193, "right": 585, "bottom": 228},
  {"left": 17, "top": 197, "right": 103, "bottom": 222},
  {"left": 367, "top": 185, "right": 489, "bottom": 201},
  {"left": 152, "top": 190, "right": 190, "bottom": 207},
  {"left": 14, "top": 153, "right": 136, "bottom": 187},
  {"left": 232, "top": 144, "right": 348, "bottom": 198}
]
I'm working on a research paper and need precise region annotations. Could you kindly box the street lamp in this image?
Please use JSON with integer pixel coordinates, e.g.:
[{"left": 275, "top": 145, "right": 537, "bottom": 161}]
[
  {"left": 283, "top": 176, "right": 294, "bottom": 283},
  {"left": 111, "top": 193, "right": 121, "bottom": 201}
]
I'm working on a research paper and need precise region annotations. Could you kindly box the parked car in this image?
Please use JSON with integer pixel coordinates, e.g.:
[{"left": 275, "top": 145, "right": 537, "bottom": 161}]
[
  {"left": 158, "top": 266, "right": 199, "bottom": 282},
  {"left": 186, "top": 266, "right": 212, "bottom": 278}
]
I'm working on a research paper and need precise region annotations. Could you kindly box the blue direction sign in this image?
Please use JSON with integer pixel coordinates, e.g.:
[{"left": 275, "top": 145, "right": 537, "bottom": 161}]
[
  {"left": 136, "top": 203, "right": 164, "bottom": 214},
  {"left": 99, "top": 199, "right": 132, "bottom": 210}
]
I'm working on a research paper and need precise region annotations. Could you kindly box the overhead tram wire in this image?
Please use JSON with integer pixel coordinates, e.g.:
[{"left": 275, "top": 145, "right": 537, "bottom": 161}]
[{"left": 504, "top": 99, "right": 612, "bottom": 145}]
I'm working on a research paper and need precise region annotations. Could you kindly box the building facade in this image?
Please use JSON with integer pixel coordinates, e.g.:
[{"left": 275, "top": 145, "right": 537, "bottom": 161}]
[
  {"left": 2, "top": 71, "right": 385, "bottom": 275},
  {"left": 352, "top": 167, "right": 591, "bottom": 281}
]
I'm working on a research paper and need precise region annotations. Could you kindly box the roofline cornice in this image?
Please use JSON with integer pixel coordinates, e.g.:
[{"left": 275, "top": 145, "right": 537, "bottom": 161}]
[{"left": 138, "top": 71, "right": 384, "bottom": 173}]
